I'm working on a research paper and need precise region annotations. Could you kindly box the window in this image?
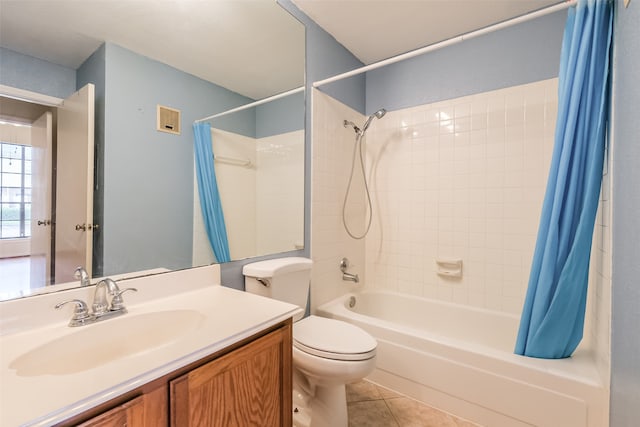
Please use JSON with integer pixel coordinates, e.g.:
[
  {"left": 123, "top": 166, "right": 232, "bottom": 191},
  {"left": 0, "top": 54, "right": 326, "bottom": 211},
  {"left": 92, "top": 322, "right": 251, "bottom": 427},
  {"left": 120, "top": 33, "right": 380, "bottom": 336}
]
[{"left": 0, "top": 142, "right": 32, "bottom": 239}]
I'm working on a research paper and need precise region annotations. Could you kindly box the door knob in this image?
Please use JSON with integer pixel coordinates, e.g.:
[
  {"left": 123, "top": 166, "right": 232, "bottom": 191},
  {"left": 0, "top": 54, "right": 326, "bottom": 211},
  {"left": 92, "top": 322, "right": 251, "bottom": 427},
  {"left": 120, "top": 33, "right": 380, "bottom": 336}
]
[{"left": 37, "top": 220, "right": 51, "bottom": 226}]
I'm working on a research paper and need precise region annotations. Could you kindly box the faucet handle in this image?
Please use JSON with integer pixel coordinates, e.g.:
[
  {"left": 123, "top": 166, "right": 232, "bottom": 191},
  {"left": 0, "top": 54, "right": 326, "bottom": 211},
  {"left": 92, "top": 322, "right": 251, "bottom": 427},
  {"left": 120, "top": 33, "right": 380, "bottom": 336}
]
[
  {"left": 55, "top": 299, "right": 91, "bottom": 327},
  {"left": 110, "top": 288, "right": 138, "bottom": 311}
]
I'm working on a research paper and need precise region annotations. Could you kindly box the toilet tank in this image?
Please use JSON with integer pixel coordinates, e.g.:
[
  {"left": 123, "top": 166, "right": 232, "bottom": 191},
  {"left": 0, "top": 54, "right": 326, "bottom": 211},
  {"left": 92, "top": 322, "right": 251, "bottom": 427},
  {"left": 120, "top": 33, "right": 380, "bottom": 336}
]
[{"left": 243, "top": 257, "right": 312, "bottom": 316}]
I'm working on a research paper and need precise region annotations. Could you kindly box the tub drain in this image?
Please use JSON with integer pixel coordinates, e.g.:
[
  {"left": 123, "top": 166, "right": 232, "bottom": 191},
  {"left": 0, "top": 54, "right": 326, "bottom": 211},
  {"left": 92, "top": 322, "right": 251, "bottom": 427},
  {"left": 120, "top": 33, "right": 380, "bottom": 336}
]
[{"left": 348, "top": 296, "right": 356, "bottom": 308}]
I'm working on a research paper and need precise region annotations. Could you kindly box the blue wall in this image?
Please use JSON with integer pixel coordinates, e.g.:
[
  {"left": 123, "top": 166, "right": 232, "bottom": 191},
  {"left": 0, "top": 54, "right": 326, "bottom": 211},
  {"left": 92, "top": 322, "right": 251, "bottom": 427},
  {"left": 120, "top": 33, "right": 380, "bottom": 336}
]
[
  {"left": 365, "top": 10, "right": 566, "bottom": 114},
  {"left": 256, "top": 91, "right": 305, "bottom": 139},
  {"left": 611, "top": 0, "right": 640, "bottom": 424},
  {"left": 91, "top": 42, "right": 306, "bottom": 288},
  {"left": 0, "top": 47, "right": 76, "bottom": 99},
  {"left": 78, "top": 43, "right": 255, "bottom": 277}
]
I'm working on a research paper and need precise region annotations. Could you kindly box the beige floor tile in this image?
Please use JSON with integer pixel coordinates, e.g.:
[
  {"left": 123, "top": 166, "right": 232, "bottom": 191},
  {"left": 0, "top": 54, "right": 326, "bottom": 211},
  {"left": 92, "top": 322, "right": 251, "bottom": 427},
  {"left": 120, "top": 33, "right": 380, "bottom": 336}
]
[
  {"left": 385, "top": 397, "right": 466, "bottom": 427},
  {"left": 348, "top": 400, "right": 399, "bottom": 427},
  {"left": 346, "top": 381, "right": 481, "bottom": 427},
  {"left": 347, "top": 380, "right": 383, "bottom": 402}
]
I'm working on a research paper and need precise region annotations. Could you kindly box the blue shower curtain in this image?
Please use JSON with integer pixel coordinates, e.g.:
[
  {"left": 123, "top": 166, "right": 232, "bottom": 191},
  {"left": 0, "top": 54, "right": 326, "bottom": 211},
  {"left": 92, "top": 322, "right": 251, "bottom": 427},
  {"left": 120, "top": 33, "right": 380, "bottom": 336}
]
[
  {"left": 515, "top": 0, "right": 613, "bottom": 359},
  {"left": 193, "top": 123, "right": 231, "bottom": 263}
]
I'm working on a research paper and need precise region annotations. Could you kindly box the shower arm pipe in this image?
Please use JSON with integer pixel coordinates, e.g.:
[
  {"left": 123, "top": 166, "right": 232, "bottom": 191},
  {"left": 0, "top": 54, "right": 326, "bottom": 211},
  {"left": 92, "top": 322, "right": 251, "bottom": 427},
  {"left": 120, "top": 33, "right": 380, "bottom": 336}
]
[
  {"left": 194, "top": 86, "right": 304, "bottom": 123},
  {"left": 312, "top": 0, "right": 577, "bottom": 89}
]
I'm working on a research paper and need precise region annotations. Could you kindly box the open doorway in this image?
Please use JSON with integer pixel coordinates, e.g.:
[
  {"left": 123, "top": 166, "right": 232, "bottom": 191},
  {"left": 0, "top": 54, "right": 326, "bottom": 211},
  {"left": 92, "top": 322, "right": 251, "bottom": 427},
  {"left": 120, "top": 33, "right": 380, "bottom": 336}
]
[
  {"left": 0, "top": 84, "right": 94, "bottom": 299},
  {"left": 0, "top": 98, "right": 53, "bottom": 298}
]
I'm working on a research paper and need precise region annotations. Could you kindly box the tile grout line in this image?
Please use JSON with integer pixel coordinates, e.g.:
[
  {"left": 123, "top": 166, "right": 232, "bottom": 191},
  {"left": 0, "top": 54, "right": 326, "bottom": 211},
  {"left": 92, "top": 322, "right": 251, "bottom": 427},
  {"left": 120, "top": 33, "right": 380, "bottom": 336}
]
[{"left": 382, "top": 397, "right": 402, "bottom": 427}]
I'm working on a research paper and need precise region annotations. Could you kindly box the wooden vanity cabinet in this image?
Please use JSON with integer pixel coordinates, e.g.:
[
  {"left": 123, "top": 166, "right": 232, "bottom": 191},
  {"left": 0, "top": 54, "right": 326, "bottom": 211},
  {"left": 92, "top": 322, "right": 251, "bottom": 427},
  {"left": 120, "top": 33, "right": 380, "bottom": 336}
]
[
  {"left": 170, "top": 321, "right": 292, "bottom": 426},
  {"left": 60, "top": 320, "right": 292, "bottom": 427}
]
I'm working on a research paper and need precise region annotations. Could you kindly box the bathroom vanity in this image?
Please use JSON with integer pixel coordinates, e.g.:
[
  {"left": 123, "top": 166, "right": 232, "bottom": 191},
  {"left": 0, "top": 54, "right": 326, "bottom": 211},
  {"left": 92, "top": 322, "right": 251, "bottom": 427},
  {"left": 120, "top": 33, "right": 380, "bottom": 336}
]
[
  {"left": 67, "top": 320, "right": 291, "bottom": 426},
  {"left": 0, "top": 265, "right": 299, "bottom": 426}
]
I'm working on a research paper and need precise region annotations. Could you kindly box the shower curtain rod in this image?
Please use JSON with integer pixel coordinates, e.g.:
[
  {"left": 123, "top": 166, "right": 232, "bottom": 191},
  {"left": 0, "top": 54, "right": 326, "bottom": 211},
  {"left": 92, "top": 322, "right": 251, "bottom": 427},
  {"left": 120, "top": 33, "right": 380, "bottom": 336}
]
[
  {"left": 194, "top": 86, "right": 304, "bottom": 123},
  {"left": 313, "top": 0, "right": 577, "bottom": 89}
]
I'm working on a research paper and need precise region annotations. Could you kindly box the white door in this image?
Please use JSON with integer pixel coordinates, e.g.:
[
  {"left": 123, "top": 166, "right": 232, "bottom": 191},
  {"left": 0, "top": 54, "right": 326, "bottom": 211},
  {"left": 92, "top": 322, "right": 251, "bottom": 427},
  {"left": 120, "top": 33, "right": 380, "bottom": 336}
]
[
  {"left": 30, "top": 111, "right": 53, "bottom": 287},
  {"left": 54, "top": 84, "right": 94, "bottom": 284}
]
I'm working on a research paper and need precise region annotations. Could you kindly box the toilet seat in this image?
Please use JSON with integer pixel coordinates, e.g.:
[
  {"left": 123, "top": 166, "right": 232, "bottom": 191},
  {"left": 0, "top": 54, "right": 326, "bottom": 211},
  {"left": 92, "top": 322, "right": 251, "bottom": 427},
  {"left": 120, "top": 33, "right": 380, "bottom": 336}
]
[{"left": 293, "top": 315, "right": 377, "bottom": 361}]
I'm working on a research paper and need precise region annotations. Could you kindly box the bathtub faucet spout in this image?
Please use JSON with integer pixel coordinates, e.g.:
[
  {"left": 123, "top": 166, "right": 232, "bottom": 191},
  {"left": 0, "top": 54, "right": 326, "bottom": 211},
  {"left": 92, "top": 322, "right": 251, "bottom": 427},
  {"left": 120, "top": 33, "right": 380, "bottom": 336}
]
[
  {"left": 340, "top": 257, "right": 360, "bottom": 283},
  {"left": 342, "top": 271, "right": 360, "bottom": 283}
]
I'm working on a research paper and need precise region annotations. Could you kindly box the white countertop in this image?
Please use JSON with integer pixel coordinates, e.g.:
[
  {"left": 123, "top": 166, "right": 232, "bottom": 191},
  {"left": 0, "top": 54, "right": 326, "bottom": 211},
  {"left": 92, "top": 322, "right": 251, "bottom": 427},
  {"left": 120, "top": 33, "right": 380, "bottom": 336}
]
[{"left": 0, "top": 265, "right": 299, "bottom": 426}]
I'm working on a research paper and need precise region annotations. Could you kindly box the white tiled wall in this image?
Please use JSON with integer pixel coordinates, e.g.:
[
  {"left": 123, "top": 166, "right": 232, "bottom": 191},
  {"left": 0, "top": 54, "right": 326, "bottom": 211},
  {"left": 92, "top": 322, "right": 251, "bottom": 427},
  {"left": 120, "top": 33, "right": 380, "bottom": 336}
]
[
  {"left": 193, "top": 128, "right": 304, "bottom": 264},
  {"left": 256, "top": 130, "right": 305, "bottom": 255},
  {"left": 363, "top": 79, "right": 558, "bottom": 315},
  {"left": 310, "top": 90, "right": 367, "bottom": 311},
  {"left": 588, "top": 133, "right": 612, "bottom": 388},
  {"left": 311, "top": 80, "right": 611, "bottom": 369}
]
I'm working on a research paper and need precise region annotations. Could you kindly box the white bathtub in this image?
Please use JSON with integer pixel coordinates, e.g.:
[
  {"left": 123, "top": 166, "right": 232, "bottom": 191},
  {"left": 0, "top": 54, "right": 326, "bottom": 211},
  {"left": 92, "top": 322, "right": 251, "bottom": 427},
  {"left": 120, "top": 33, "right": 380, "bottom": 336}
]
[{"left": 317, "top": 291, "right": 607, "bottom": 427}]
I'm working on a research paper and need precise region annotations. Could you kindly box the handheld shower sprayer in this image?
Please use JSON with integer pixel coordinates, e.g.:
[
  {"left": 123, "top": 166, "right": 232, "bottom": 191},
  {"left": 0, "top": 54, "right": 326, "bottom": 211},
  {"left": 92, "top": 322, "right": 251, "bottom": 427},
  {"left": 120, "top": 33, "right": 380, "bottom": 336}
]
[
  {"left": 343, "top": 109, "right": 386, "bottom": 137},
  {"left": 342, "top": 107, "right": 387, "bottom": 240},
  {"left": 361, "top": 108, "right": 387, "bottom": 134}
]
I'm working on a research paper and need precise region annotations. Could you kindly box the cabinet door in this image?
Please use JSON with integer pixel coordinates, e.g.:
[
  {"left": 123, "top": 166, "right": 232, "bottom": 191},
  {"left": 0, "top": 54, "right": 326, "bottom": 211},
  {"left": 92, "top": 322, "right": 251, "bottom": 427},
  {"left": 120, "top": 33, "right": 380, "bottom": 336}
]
[
  {"left": 74, "top": 386, "right": 167, "bottom": 427},
  {"left": 76, "top": 396, "right": 144, "bottom": 427},
  {"left": 170, "top": 324, "right": 292, "bottom": 427}
]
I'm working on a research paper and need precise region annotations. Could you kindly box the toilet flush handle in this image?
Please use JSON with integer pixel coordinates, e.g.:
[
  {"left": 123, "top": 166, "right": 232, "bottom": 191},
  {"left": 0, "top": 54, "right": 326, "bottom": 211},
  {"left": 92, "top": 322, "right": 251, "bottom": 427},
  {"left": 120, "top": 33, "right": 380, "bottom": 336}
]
[{"left": 257, "top": 278, "right": 271, "bottom": 287}]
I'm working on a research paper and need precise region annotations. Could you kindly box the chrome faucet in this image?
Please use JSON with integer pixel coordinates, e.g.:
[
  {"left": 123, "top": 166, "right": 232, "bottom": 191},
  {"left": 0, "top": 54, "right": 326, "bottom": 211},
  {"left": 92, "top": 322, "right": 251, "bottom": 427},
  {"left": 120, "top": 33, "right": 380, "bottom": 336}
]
[
  {"left": 340, "top": 257, "right": 360, "bottom": 283},
  {"left": 92, "top": 278, "right": 137, "bottom": 316},
  {"left": 56, "top": 278, "right": 137, "bottom": 327},
  {"left": 92, "top": 278, "right": 118, "bottom": 315},
  {"left": 74, "top": 266, "right": 90, "bottom": 287}
]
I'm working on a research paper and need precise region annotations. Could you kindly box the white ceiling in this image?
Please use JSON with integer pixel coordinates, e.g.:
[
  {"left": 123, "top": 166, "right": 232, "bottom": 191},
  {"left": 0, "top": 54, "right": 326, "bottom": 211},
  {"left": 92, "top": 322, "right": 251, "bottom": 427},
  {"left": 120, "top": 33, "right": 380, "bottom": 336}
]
[
  {"left": 292, "top": 0, "right": 564, "bottom": 65},
  {"left": 0, "top": 0, "right": 305, "bottom": 100}
]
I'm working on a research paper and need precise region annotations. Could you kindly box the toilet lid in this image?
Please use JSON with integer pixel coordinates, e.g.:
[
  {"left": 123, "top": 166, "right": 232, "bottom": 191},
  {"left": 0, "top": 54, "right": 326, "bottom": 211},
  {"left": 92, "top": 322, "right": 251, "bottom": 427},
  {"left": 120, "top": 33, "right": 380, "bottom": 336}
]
[{"left": 293, "top": 316, "right": 377, "bottom": 361}]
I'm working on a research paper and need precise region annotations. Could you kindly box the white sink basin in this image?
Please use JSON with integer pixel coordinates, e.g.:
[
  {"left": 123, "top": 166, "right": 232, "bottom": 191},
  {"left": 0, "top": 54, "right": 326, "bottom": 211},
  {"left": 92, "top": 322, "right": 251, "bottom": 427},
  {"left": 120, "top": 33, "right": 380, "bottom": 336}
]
[{"left": 9, "top": 309, "right": 205, "bottom": 377}]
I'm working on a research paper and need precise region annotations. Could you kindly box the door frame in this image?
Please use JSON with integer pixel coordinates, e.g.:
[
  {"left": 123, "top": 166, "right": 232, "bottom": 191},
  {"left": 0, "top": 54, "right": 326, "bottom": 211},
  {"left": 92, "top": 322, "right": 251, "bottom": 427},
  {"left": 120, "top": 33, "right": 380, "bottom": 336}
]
[{"left": 0, "top": 85, "right": 62, "bottom": 107}]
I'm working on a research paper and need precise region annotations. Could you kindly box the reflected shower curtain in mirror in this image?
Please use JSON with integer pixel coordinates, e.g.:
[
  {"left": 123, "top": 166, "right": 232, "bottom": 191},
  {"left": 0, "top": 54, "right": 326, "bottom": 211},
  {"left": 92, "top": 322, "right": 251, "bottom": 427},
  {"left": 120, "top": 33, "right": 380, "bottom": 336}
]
[
  {"left": 193, "top": 123, "right": 231, "bottom": 263},
  {"left": 515, "top": 0, "right": 613, "bottom": 359}
]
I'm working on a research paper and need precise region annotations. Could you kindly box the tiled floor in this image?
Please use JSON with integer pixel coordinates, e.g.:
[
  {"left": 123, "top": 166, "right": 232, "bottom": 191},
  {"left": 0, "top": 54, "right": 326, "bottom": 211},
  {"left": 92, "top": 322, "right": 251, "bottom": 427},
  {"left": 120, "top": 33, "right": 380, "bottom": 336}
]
[
  {"left": 0, "top": 256, "right": 31, "bottom": 298},
  {"left": 347, "top": 380, "right": 479, "bottom": 427}
]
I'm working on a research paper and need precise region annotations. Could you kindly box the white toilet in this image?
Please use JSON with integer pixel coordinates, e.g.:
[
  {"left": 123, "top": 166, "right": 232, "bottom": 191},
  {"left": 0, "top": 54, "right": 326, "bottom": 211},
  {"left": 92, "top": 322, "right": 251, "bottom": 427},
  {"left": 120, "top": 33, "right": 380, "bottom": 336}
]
[{"left": 243, "top": 257, "right": 377, "bottom": 427}]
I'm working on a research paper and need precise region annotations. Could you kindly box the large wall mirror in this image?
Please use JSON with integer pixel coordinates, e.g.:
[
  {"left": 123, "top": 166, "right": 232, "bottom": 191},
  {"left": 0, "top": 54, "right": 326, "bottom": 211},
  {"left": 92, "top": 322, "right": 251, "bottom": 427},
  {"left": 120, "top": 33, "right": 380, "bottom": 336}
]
[{"left": 0, "top": 0, "right": 305, "bottom": 301}]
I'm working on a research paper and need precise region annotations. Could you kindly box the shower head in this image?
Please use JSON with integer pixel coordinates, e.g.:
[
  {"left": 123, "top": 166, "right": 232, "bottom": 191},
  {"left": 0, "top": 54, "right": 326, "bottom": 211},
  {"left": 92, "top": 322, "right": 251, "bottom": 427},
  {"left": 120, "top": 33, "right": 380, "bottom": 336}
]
[
  {"left": 373, "top": 108, "right": 387, "bottom": 119},
  {"left": 361, "top": 108, "right": 387, "bottom": 134}
]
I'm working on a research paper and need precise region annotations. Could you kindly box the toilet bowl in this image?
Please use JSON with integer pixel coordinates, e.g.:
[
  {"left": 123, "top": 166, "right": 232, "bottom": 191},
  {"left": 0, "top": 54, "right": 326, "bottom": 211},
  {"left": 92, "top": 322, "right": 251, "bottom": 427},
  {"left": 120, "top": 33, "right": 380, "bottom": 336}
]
[
  {"left": 243, "top": 258, "right": 377, "bottom": 427},
  {"left": 291, "top": 315, "right": 376, "bottom": 427}
]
